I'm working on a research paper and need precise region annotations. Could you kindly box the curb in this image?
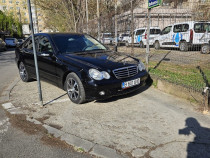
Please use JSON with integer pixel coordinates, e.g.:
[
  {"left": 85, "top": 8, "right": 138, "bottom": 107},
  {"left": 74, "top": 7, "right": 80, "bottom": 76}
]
[
  {"left": 0, "top": 77, "right": 20, "bottom": 103},
  {"left": 1, "top": 78, "right": 127, "bottom": 158}
]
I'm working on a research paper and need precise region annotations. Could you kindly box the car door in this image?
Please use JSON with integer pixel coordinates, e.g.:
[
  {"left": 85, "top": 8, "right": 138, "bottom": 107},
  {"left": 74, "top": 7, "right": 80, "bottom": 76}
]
[
  {"left": 159, "top": 26, "right": 172, "bottom": 47},
  {"left": 37, "top": 35, "right": 57, "bottom": 84},
  {"left": 21, "top": 36, "right": 39, "bottom": 75}
]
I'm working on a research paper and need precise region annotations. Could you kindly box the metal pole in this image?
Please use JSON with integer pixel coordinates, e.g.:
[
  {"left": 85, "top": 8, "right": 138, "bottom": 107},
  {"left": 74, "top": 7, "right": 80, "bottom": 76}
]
[
  {"left": 86, "top": 0, "right": 89, "bottom": 34},
  {"left": 97, "top": 0, "right": 101, "bottom": 41},
  {"left": 115, "top": 0, "right": 118, "bottom": 51},
  {"left": 27, "top": 0, "right": 43, "bottom": 106},
  {"left": 146, "top": 8, "right": 151, "bottom": 71},
  {"left": 131, "top": 0, "right": 134, "bottom": 56}
]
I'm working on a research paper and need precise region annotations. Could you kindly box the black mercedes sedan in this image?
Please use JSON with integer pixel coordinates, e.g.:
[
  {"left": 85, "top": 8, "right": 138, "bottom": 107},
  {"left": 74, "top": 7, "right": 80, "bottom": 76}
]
[{"left": 15, "top": 33, "right": 149, "bottom": 104}]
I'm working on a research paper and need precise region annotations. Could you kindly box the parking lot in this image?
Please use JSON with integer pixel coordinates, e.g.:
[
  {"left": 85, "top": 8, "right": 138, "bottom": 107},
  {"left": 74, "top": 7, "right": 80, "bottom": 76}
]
[{"left": 10, "top": 77, "right": 210, "bottom": 158}]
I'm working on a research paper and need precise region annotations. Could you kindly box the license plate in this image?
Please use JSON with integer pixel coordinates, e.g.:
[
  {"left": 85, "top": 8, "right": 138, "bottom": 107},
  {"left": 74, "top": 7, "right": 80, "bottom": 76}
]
[{"left": 122, "top": 78, "right": 140, "bottom": 89}]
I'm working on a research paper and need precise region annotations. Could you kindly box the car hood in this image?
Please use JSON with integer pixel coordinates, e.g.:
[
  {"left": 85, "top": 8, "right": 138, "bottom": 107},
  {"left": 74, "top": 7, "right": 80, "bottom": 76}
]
[{"left": 61, "top": 50, "right": 139, "bottom": 70}]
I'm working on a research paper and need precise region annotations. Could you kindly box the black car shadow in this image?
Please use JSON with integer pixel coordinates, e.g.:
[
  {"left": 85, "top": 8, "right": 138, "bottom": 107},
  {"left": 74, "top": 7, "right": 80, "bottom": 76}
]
[
  {"left": 179, "top": 117, "right": 210, "bottom": 158},
  {"left": 95, "top": 76, "right": 153, "bottom": 103}
]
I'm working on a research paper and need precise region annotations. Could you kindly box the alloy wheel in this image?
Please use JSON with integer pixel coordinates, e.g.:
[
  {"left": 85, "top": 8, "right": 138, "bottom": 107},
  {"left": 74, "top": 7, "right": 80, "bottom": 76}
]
[
  {"left": 19, "top": 63, "right": 27, "bottom": 81},
  {"left": 67, "top": 78, "right": 79, "bottom": 100}
]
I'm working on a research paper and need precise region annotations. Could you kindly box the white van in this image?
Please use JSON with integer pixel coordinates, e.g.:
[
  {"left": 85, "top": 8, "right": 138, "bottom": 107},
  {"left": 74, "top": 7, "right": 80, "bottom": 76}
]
[
  {"left": 126, "top": 27, "right": 161, "bottom": 48},
  {"left": 153, "top": 21, "right": 210, "bottom": 53}
]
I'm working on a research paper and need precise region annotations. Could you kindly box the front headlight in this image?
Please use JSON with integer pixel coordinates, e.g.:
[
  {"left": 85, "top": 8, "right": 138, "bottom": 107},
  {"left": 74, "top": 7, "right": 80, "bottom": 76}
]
[
  {"left": 89, "top": 69, "right": 110, "bottom": 80},
  {"left": 138, "top": 61, "right": 146, "bottom": 71}
]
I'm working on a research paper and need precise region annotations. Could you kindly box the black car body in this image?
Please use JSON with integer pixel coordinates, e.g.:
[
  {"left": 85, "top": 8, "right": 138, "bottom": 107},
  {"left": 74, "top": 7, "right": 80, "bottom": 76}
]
[{"left": 15, "top": 33, "right": 149, "bottom": 104}]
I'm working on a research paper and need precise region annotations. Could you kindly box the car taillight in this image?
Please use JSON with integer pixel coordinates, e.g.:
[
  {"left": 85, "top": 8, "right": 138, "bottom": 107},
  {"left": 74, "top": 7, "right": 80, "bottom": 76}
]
[
  {"left": 145, "top": 33, "right": 147, "bottom": 39},
  {"left": 190, "top": 29, "right": 193, "bottom": 43}
]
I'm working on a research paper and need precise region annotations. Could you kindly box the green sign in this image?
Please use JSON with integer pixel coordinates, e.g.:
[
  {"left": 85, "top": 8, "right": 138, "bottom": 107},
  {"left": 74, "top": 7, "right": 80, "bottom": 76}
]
[{"left": 148, "top": 0, "right": 161, "bottom": 9}]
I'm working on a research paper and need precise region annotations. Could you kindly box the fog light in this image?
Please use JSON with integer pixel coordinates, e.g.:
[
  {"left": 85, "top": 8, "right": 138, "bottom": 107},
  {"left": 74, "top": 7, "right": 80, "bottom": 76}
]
[{"left": 99, "top": 91, "right": 105, "bottom": 96}]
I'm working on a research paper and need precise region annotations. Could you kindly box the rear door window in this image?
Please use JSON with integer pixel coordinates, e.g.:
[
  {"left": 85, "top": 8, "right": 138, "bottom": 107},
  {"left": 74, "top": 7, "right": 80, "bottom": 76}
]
[
  {"left": 194, "top": 23, "right": 210, "bottom": 33},
  {"left": 136, "top": 29, "right": 145, "bottom": 35},
  {"left": 150, "top": 29, "right": 161, "bottom": 34},
  {"left": 38, "top": 36, "right": 53, "bottom": 53},
  {"left": 173, "top": 24, "right": 189, "bottom": 33}
]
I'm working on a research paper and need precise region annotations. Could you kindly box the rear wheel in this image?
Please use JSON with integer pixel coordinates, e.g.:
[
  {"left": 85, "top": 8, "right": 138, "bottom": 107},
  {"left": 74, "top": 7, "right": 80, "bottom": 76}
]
[
  {"left": 179, "top": 41, "right": 188, "bottom": 51},
  {"left": 201, "top": 44, "right": 210, "bottom": 54},
  {"left": 125, "top": 42, "right": 129, "bottom": 47},
  {"left": 154, "top": 41, "right": 160, "bottom": 50},
  {"left": 19, "top": 62, "right": 30, "bottom": 82},
  {"left": 65, "top": 73, "right": 86, "bottom": 104}
]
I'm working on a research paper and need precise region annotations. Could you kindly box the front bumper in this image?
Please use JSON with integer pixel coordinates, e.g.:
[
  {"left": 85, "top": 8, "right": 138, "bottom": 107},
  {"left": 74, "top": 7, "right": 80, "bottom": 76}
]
[{"left": 84, "top": 71, "right": 149, "bottom": 100}]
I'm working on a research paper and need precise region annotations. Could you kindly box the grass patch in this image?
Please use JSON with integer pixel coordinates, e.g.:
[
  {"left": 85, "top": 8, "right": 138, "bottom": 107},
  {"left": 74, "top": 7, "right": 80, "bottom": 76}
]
[{"left": 147, "top": 61, "right": 210, "bottom": 91}]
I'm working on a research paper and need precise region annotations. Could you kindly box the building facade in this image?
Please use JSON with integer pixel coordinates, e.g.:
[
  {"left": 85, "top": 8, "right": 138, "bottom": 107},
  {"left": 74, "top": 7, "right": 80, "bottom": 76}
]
[{"left": 0, "top": 0, "right": 49, "bottom": 36}]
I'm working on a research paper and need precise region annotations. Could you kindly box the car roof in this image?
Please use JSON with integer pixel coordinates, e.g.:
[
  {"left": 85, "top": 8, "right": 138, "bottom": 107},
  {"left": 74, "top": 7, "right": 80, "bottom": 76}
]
[
  {"left": 134, "top": 27, "right": 160, "bottom": 31},
  {"left": 35, "top": 32, "right": 85, "bottom": 37},
  {"left": 171, "top": 21, "right": 210, "bottom": 26}
]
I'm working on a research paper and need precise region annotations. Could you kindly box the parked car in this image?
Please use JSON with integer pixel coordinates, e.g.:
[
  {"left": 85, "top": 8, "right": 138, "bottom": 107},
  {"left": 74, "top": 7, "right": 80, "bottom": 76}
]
[
  {"left": 0, "top": 38, "right": 7, "bottom": 51},
  {"left": 15, "top": 33, "right": 149, "bottom": 104},
  {"left": 100, "top": 33, "right": 113, "bottom": 45},
  {"left": 153, "top": 21, "right": 210, "bottom": 52},
  {"left": 127, "top": 27, "right": 161, "bottom": 48},
  {"left": 5, "top": 38, "right": 18, "bottom": 47},
  {"left": 119, "top": 33, "right": 130, "bottom": 42}
]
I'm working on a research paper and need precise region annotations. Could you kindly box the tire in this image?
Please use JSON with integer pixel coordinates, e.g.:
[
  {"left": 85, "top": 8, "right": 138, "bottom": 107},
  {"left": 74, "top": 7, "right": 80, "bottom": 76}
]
[
  {"left": 65, "top": 72, "right": 86, "bottom": 104},
  {"left": 139, "top": 41, "right": 144, "bottom": 48},
  {"left": 154, "top": 41, "right": 160, "bottom": 50},
  {"left": 179, "top": 41, "right": 188, "bottom": 52},
  {"left": 19, "top": 62, "right": 30, "bottom": 82},
  {"left": 201, "top": 44, "right": 210, "bottom": 54},
  {"left": 125, "top": 42, "right": 129, "bottom": 47}
]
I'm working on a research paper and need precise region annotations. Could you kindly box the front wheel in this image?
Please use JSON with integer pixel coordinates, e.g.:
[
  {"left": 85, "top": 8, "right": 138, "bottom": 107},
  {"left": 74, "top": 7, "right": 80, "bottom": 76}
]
[
  {"left": 201, "top": 44, "right": 210, "bottom": 54},
  {"left": 65, "top": 73, "right": 86, "bottom": 104},
  {"left": 179, "top": 41, "right": 188, "bottom": 52}
]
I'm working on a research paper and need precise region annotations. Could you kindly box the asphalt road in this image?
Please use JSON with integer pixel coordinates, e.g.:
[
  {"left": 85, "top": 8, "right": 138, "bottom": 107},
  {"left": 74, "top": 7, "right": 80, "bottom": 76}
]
[{"left": 0, "top": 49, "right": 91, "bottom": 158}]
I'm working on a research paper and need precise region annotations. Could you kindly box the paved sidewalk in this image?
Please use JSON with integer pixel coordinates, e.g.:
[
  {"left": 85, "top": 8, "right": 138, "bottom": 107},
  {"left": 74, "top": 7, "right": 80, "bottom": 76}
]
[{"left": 9, "top": 79, "right": 210, "bottom": 158}]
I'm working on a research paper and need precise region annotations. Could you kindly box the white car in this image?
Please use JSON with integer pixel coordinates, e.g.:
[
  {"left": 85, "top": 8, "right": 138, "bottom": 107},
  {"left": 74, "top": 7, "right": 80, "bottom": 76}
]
[
  {"left": 100, "top": 33, "right": 113, "bottom": 45},
  {"left": 127, "top": 27, "right": 161, "bottom": 48},
  {"left": 119, "top": 33, "right": 130, "bottom": 42},
  {"left": 153, "top": 21, "right": 210, "bottom": 53}
]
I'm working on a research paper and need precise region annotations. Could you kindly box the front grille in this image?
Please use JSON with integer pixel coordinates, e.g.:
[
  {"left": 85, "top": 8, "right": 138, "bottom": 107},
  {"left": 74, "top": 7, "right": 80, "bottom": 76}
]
[{"left": 113, "top": 66, "right": 138, "bottom": 79}]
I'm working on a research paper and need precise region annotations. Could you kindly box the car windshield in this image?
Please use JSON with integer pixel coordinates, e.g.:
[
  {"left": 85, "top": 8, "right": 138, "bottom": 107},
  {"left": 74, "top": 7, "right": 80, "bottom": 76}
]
[
  {"left": 103, "top": 34, "right": 112, "bottom": 38},
  {"left": 122, "top": 34, "right": 129, "bottom": 36},
  {"left": 5, "top": 38, "right": 15, "bottom": 42},
  {"left": 51, "top": 34, "right": 107, "bottom": 54}
]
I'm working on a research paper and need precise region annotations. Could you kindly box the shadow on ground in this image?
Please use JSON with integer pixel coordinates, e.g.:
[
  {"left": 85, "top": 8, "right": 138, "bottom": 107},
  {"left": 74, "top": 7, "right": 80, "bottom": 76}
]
[{"left": 179, "top": 117, "right": 210, "bottom": 158}]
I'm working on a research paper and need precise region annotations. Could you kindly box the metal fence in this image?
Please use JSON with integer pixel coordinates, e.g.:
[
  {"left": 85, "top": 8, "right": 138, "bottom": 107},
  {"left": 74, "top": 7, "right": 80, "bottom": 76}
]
[{"left": 85, "top": 1, "right": 210, "bottom": 108}]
